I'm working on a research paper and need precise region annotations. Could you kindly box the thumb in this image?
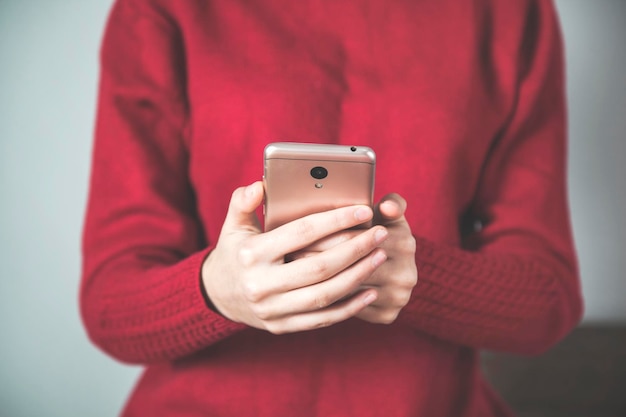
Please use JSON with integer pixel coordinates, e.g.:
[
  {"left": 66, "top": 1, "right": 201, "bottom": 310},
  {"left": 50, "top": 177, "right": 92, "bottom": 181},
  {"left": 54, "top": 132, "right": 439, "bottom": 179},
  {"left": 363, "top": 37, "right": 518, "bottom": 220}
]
[
  {"left": 375, "top": 193, "right": 407, "bottom": 224},
  {"left": 222, "top": 181, "right": 264, "bottom": 233}
]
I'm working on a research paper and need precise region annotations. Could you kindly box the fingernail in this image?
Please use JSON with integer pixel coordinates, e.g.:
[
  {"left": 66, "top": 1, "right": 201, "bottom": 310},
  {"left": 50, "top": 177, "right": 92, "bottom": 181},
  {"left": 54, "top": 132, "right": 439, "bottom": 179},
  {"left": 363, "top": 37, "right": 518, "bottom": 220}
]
[
  {"left": 355, "top": 207, "right": 372, "bottom": 221},
  {"left": 363, "top": 292, "right": 377, "bottom": 306},
  {"left": 374, "top": 228, "right": 388, "bottom": 243},
  {"left": 371, "top": 250, "right": 387, "bottom": 267},
  {"left": 382, "top": 200, "right": 395, "bottom": 209}
]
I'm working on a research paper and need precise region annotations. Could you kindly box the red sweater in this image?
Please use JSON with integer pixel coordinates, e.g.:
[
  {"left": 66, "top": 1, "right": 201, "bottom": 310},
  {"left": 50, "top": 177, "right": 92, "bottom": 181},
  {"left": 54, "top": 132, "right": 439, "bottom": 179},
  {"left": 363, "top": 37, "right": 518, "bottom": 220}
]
[{"left": 81, "top": 0, "right": 583, "bottom": 416}]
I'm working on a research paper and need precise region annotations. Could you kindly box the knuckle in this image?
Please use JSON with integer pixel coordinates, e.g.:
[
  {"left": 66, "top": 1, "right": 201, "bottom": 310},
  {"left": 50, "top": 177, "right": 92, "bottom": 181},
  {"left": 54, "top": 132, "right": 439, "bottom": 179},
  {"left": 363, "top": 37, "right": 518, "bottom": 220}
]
[
  {"left": 394, "top": 291, "right": 412, "bottom": 308},
  {"left": 385, "top": 279, "right": 415, "bottom": 308},
  {"left": 354, "top": 239, "right": 372, "bottom": 259},
  {"left": 381, "top": 310, "right": 400, "bottom": 324},
  {"left": 237, "top": 241, "right": 259, "bottom": 267},
  {"left": 329, "top": 209, "right": 348, "bottom": 230},
  {"left": 386, "top": 291, "right": 402, "bottom": 308},
  {"left": 264, "top": 322, "right": 285, "bottom": 335},
  {"left": 349, "top": 232, "right": 377, "bottom": 261},
  {"left": 336, "top": 232, "right": 354, "bottom": 245},
  {"left": 242, "top": 280, "right": 264, "bottom": 302},
  {"left": 312, "top": 293, "right": 332, "bottom": 310},
  {"left": 332, "top": 206, "right": 363, "bottom": 231},
  {"left": 401, "top": 234, "right": 417, "bottom": 253},
  {"left": 337, "top": 210, "right": 356, "bottom": 230},
  {"left": 400, "top": 270, "right": 418, "bottom": 288},
  {"left": 294, "top": 218, "right": 316, "bottom": 239},
  {"left": 251, "top": 303, "right": 272, "bottom": 320},
  {"left": 311, "top": 319, "right": 332, "bottom": 330},
  {"left": 307, "top": 259, "right": 330, "bottom": 277}
]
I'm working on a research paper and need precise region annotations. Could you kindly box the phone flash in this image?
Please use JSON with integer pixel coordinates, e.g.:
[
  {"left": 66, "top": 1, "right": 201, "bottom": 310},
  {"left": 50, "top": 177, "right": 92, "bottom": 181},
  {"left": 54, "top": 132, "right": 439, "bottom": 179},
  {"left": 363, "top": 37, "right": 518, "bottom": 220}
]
[{"left": 315, "top": 183, "right": 323, "bottom": 189}]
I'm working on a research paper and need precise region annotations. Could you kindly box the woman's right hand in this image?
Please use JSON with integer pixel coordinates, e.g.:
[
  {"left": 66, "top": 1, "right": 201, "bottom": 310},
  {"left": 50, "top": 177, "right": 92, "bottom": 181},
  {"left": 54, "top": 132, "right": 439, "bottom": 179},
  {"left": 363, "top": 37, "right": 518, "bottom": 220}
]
[{"left": 201, "top": 181, "right": 389, "bottom": 334}]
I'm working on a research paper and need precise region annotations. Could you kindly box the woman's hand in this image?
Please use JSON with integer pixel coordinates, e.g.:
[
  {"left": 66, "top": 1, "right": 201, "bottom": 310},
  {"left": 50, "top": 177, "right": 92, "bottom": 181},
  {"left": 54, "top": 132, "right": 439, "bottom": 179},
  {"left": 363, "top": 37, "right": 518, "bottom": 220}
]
[
  {"left": 289, "top": 193, "right": 418, "bottom": 324},
  {"left": 201, "top": 181, "right": 389, "bottom": 334},
  {"left": 356, "top": 194, "right": 418, "bottom": 324}
]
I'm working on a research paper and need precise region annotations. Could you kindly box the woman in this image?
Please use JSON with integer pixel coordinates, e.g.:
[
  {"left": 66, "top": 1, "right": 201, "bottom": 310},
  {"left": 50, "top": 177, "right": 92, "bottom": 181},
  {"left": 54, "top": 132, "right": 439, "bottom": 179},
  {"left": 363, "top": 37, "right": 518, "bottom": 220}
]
[{"left": 81, "top": 0, "right": 583, "bottom": 415}]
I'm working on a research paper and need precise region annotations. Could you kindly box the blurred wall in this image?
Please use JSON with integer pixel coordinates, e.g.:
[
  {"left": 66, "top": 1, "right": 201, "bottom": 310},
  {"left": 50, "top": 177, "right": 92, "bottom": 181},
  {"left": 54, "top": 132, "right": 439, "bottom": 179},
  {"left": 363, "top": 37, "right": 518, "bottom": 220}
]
[
  {"left": 0, "top": 0, "right": 624, "bottom": 416},
  {"left": 0, "top": 1, "right": 141, "bottom": 416},
  {"left": 556, "top": 0, "right": 626, "bottom": 323}
]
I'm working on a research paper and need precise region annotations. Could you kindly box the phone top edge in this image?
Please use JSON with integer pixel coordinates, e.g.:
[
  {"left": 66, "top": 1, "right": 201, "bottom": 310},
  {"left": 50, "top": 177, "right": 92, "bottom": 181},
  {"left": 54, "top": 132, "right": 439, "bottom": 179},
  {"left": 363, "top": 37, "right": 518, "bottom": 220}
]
[{"left": 264, "top": 142, "right": 376, "bottom": 164}]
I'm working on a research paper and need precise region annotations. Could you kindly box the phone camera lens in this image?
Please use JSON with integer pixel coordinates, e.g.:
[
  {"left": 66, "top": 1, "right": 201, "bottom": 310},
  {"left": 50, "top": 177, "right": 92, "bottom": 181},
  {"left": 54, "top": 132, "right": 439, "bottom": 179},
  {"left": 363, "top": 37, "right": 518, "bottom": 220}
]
[
  {"left": 310, "top": 166, "right": 328, "bottom": 180},
  {"left": 350, "top": 146, "right": 357, "bottom": 152}
]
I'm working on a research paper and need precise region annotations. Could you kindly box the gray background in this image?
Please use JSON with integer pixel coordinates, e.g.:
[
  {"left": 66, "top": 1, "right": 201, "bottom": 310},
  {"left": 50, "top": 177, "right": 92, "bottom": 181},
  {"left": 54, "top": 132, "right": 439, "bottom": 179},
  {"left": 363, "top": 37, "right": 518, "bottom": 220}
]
[{"left": 0, "top": 0, "right": 624, "bottom": 416}]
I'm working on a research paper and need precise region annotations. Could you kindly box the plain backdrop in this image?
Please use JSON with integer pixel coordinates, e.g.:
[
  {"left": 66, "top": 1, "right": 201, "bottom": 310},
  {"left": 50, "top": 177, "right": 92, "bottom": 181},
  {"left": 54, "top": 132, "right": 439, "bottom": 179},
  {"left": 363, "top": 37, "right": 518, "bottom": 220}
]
[{"left": 0, "top": 1, "right": 624, "bottom": 416}]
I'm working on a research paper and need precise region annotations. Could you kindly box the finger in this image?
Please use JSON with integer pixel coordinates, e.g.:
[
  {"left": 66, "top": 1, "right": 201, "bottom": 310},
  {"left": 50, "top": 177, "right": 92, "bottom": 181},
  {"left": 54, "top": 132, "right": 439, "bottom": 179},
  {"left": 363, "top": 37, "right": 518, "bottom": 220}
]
[
  {"left": 356, "top": 305, "right": 401, "bottom": 325},
  {"left": 278, "top": 226, "right": 388, "bottom": 290},
  {"left": 264, "top": 289, "right": 378, "bottom": 334},
  {"left": 259, "top": 248, "right": 387, "bottom": 318},
  {"left": 294, "top": 229, "right": 361, "bottom": 253},
  {"left": 238, "top": 225, "right": 387, "bottom": 302},
  {"left": 259, "top": 205, "right": 375, "bottom": 260},
  {"left": 375, "top": 193, "right": 407, "bottom": 223},
  {"left": 222, "top": 181, "right": 264, "bottom": 233}
]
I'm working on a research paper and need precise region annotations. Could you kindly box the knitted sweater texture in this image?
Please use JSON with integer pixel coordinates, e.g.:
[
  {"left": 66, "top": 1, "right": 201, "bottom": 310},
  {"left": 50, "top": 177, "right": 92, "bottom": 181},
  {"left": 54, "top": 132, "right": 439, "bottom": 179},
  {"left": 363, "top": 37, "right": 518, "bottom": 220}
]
[{"left": 81, "top": 0, "right": 583, "bottom": 415}]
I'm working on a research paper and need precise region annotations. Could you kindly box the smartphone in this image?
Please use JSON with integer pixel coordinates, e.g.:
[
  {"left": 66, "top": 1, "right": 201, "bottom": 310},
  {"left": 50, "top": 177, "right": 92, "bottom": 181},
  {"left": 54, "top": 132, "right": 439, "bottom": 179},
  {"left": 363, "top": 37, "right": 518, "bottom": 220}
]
[{"left": 263, "top": 142, "right": 376, "bottom": 232}]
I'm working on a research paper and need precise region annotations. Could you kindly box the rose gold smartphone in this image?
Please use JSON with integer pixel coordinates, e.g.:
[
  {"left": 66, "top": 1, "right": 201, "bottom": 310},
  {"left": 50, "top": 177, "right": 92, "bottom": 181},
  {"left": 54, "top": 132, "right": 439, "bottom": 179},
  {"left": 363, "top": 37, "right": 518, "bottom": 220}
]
[{"left": 263, "top": 142, "right": 376, "bottom": 232}]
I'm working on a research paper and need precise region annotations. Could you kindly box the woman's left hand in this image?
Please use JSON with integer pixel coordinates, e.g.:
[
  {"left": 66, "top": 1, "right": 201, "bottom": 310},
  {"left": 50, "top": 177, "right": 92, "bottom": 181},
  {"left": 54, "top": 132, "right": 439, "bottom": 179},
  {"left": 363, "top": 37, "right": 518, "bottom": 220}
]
[
  {"left": 356, "top": 193, "right": 417, "bottom": 324},
  {"left": 289, "top": 193, "right": 418, "bottom": 324}
]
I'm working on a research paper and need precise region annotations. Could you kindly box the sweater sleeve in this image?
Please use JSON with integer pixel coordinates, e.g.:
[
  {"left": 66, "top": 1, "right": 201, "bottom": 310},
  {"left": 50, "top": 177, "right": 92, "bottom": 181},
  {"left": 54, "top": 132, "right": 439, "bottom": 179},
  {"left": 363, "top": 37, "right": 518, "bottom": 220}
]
[
  {"left": 399, "top": 0, "right": 583, "bottom": 355},
  {"left": 80, "top": 0, "right": 245, "bottom": 365}
]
